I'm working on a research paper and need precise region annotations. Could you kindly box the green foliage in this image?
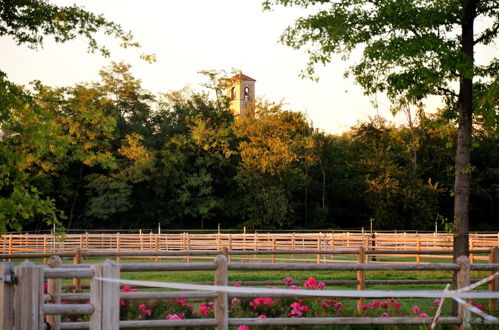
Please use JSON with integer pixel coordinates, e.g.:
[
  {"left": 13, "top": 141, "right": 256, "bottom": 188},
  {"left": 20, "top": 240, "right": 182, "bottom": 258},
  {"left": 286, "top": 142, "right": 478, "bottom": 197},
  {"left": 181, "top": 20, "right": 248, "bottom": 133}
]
[
  {"left": 1, "top": 64, "right": 498, "bottom": 232},
  {"left": 0, "top": 0, "right": 151, "bottom": 232},
  {"left": 0, "top": 0, "right": 139, "bottom": 56},
  {"left": 263, "top": 0, "right": 497, "bottom": 116}
]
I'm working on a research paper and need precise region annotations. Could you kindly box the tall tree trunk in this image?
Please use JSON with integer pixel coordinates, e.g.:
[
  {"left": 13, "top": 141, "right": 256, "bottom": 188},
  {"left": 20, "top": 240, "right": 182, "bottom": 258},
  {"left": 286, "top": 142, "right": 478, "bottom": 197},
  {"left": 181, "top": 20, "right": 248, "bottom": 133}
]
[{"left": 453, "top": 0, "right": 476, "bottom": 260}]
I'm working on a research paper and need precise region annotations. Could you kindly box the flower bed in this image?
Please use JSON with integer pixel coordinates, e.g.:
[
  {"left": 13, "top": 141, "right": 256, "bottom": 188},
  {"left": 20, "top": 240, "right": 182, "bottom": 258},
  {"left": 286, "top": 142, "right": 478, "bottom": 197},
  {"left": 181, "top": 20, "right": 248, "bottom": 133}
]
[{"left": 58, "top": 277, "right": 491, "bottom": 329}]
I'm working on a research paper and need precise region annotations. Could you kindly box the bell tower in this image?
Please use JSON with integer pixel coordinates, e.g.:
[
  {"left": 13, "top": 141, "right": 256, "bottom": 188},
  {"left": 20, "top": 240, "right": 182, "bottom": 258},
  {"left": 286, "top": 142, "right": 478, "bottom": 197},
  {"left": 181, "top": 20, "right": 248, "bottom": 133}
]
[{"left": 228, "top": 73, "right": 256, "bottom": 116}]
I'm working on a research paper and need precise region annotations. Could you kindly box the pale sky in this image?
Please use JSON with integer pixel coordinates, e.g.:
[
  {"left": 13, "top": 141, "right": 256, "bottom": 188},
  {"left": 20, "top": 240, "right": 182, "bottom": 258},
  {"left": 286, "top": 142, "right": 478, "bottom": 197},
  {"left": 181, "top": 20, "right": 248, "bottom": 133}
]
[{"left": 3, "top": 0, "right": 492, "bottom": 134}]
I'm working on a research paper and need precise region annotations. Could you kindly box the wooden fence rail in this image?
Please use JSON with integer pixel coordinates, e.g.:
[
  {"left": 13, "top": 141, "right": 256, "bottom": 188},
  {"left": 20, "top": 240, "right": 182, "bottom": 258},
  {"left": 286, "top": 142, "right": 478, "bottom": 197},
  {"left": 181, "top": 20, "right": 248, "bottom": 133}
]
[
  {"left": 1, "top": 252, "right": 498, "bottom": 329},
  {"left": 1, "top": 231, "right": 498, "bottom": 265},
  {"left": 1, "top": 231, "right": 498, "bottom": 253}
]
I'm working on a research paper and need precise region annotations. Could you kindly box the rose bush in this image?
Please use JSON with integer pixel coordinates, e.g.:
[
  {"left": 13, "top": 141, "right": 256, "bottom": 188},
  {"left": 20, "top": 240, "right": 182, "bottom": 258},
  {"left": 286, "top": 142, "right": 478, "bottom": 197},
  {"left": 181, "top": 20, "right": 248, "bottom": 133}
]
[{"left": 57, "top": 277, "right": 491, "bottom": 329}]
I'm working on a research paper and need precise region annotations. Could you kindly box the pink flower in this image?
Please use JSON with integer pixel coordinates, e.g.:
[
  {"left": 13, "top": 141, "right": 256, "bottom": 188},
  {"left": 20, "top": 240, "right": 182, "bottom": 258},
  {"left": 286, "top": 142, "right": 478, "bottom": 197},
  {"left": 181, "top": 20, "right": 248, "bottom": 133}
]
[
  {"left": 249, "top": 297, "right": 273, "bottom": 310},
  {"left": 175, "top": 298, "right": 187, "bottom": 307},
  {"left": 119, "top": 299, "right": 125, "bottom": 307},
  {"left": 418, "top": 313, "right": 429, "bottom": 318},
  {"left": 284, "top": 277, "right": 294, "bottom": 286},
  {"left": 476, "top": 304, "right": 485, "bottom": 310},
  {"left": 361, "top": 304, "right": 369, "bottom": 311},
  {"left": 237, "top": 326, "right": 250, "bottom": 330},
  {"left": 334, "top": 302, "right": 342, "bottom": 308},
  {"left": 317, "top": 282, "right": 326, "bottom": 289},
  {"left": 392, "top": 301, "right": 401, "bottom": 309},
  {"left": 138, "top": 304, "right": 152, "bottom": 316},
  {"left": 234, "top": 282, "right": 242, "bottom": 287},
  {"left": 303, "top": 277, "right": 318, "bottom": 289},
  {"left": 122, "top": 285, "right": 132, "bottom": 292},
  {"left": 380, "top": 301, "right": 390, "bottom": 308},
  {"left": 372, "top": 300, "right": 380, "bottom": 308},
  {"left": 381, "top": 312, "right": 390, "bottom": 317},
  {"left": 412, "top": 306, "right": 420, "bottom": 314},
  {"left": 433, "top": 299, "right": 440, "bottom": 306},
  {"left": 258, "top": 314, "right": 267, "bottom": 319},
  {"left": 198, "top": 303, "right": 212, "bottom": 316},
  {"left": 232, "top": 298, "right": 240, "bottom": 305},
  {"left": 288, "top": 285, "right": 299, "bottom": 290},
  {"left": 289, "top": 301, "right": 309, "bottom": 318},
  {"left": 167, "top": 314, "right": 181, "bottom": 320}
]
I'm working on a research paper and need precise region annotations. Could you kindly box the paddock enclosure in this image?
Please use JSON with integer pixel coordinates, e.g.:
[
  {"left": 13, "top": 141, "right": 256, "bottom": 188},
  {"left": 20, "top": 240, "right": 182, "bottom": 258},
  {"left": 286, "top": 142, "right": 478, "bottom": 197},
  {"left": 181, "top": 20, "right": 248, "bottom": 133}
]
[{"left": 0, "top": 231, "right": 498, "bottom": 329}]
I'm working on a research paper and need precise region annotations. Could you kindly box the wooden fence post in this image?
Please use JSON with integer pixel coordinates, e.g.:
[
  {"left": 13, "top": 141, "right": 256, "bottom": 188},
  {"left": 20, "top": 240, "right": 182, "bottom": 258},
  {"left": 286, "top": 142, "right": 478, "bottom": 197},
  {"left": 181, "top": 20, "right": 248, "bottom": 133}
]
[
  {"left": 116, "top": 233, "right": 121, "bottom": 264},
  {"left": 416, "top": 234, "right": 421, "bottom": 264},
  {"left": 272, "top": 236, "right": 276, "bottom": 263},
  {"left": 47, "top": 256, "right": 62, "bottom": 330},
  {"left": 7, "top": 235, "right": 12, "bottom": 262},
  {"left": 186, "top": 233, "right": 191, "bottom": 263},
  {"left": 370, "top": 232, "right": 376, "bottom": 262},
  {"left": 357, "top": 246, "right": 365, "bottom": 313},
  {"left": 242, "top": 230, "right": 247, "bottom": 251},
  {"left": 155, "top": 233, "right": 159, "bottom": 263},
  {"left": 489, "top": 247, "right": 499, "bottom": 312},
  {"left": 43, "top": 236, "right": 48, "bottom": 264},
  {"left": 139, "top": 229, "right": 144, "bottom": 251},
  {"left": 228, "top": 235, "right": 232, "bottom": 262},
  {"left": 457, "top": 256, "right": 471, "bottom": 330},
  {"left": 0, "top": 262, "right": 14, "bottom": 330},
  {"left": 73, "top": 248, "right": 82, "bottom": 292},
  {"left": 330, "top": 232, "right": 335, "bottom": 263},
  {"left": 469, "top": 239, "right": 474, "bottom": 264},
  {"left": 253, "top": 234, "right": 257, "bottom": 262},
  {"left": 214, "top": 255, "right": 228, "bottom": 330},
  {"left": 90, "top": 260, "right": 120, "bottom": 330},
  {"left": 14, "top": 260, "right": 44, "bottom": 330},
  {"left": 316, "top": 233, "right": 321, "bottom": 264}
]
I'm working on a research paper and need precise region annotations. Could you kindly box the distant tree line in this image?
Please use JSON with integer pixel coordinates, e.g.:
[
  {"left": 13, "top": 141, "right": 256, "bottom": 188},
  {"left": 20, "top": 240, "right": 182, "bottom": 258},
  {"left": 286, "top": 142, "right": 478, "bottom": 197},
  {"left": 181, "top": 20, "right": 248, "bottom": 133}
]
[{"left": 0, "top": 63, "right": 497, "bottom": 232}]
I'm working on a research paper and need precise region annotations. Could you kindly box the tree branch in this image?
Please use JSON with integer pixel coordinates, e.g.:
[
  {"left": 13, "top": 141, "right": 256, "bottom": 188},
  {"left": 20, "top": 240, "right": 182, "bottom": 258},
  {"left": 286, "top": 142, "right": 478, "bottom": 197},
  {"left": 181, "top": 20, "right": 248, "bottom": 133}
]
[{"left": 473, "top": 22, "right": 499, "bottom": 45}]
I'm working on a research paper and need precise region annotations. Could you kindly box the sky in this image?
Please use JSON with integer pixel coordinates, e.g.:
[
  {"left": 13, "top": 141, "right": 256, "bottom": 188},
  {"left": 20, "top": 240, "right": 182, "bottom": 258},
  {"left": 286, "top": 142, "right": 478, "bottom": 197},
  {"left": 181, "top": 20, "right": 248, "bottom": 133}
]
[{"left": 1, "top": 0, "right": 490, "bottom": 134}]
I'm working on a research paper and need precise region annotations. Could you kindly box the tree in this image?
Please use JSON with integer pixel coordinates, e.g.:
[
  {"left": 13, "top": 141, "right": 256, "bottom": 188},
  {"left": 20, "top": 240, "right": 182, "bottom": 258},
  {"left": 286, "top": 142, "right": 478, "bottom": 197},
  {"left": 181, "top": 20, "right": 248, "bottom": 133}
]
[
  {"left": 264, "top": 0, "right": 498, "bottom": 258},
  {"left": 0, "top": 0, "right": 145, "bottom": 232},
  {"left": 234, "top": 101, "right": 311, "bottom": 228},
  {"left": 0, "top": 0, "right": 139, "bottom": 57}
]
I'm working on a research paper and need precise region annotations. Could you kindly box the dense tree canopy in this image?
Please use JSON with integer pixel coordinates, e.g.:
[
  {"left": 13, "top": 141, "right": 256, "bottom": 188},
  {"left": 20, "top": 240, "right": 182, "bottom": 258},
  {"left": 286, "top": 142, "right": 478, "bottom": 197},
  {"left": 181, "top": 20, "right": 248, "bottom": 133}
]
[
  {"left": 1, "top": 63, "right": 498, "bottom": 232},
  {"left": 263, "top": 0, "right": 499, "bottom": 257}
]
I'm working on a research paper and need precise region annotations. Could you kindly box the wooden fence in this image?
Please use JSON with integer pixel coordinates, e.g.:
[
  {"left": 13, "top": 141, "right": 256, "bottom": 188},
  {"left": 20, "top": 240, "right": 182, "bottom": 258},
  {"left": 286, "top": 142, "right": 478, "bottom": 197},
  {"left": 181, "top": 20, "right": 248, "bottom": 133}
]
[
  {"left": 1, "top": 251, "right": 498, "bottom": 329},
  {"left": 1, "top": 231, "right": 498, "bottom": 262}
]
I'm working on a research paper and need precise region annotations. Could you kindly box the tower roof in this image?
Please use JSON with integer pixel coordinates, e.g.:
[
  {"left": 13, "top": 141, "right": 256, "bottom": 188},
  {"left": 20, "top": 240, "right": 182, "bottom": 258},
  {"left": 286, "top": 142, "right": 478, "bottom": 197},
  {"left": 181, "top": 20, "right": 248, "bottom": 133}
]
[{"left": 230, "top": 73, "right": 256, "bottom": 82}]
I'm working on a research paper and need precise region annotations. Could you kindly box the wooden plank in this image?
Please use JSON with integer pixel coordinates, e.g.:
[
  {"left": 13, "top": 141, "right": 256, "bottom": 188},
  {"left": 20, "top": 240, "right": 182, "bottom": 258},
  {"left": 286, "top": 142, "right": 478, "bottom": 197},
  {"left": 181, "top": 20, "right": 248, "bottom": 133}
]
[
  {"left": 489, "top": 247, "right": 499, "bottom": 311},
  {"left": 73, "top": 248, "right": 82, "bottom": 292},
  {"left": 90, "top": 260, "right": 120, "bottom": 330},
  {"left": 14, "top": 260, "right": 44, "bottom": 330},
  {"left": 357, "top": 247, "right": 365, "bottom": 313},
  {"left": 43, "top": 304, "right": 93, "bottom": 315},
  {"left": 214, "top": 255, "right": 228, "bottom": 330},
  {"left": 228, "top": 316, "right": 462, "bottom": 326},
  {"left": 457, "top": 256, "right": 470, "bottom": 330},
  {"left": 228, "top": 262, "right": 460, "bottom": 271},
  {"left": 47, "top": 256, "right": 62, "bottom": 330},
  {"left": 0, "top": 262, "right": 14, "bottom": 330}
]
